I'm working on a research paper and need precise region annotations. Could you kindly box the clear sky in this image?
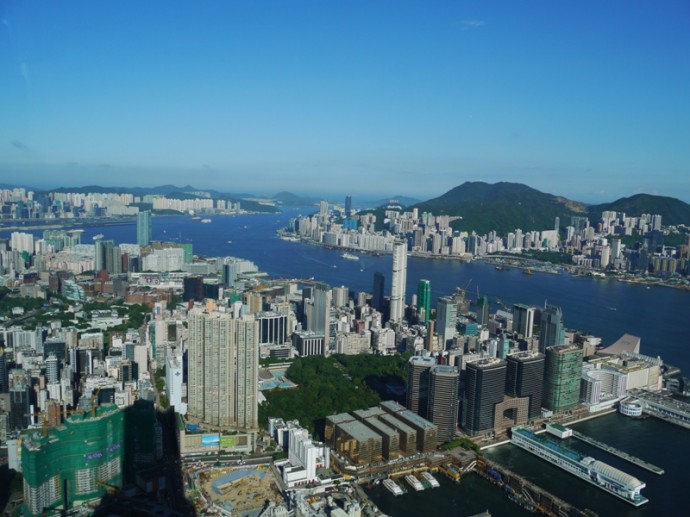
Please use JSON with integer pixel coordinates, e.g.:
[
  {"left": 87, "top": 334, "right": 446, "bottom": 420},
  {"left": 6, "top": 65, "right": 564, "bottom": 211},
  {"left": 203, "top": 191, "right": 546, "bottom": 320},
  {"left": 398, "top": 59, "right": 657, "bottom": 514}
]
[{"left": 1, "top": 1, "right": 689, "bottom": 203}]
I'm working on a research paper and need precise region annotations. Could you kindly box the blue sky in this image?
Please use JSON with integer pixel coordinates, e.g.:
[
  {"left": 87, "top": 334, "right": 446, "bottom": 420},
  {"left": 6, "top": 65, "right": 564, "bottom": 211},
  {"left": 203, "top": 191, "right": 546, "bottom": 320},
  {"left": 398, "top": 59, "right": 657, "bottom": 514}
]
[{"left": 1, "top": 1, "right": 689, "bottom": 202}]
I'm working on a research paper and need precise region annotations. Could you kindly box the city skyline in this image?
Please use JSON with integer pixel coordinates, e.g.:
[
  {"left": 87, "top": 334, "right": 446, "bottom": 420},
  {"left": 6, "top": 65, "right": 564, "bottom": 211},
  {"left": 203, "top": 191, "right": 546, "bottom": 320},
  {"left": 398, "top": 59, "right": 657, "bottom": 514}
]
[{"left": 2, "top": 1, "right": 689, "bottom": 203}]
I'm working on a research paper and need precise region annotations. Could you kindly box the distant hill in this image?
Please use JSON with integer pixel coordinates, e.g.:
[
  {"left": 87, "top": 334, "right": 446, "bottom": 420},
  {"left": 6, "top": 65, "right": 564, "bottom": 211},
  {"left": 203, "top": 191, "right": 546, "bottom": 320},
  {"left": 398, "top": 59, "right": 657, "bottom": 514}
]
[
  {"left": 272, "top": 191, "right": 319, "bottom": 206},
  {"left": 372, "top": 195, "right": 421, "bottom": 208},
  {"left": 587, "top": 194, "right": 690, "bottom": 226},
  {"left": 412, "top": 181, "right": 588, "bottom": 235}
]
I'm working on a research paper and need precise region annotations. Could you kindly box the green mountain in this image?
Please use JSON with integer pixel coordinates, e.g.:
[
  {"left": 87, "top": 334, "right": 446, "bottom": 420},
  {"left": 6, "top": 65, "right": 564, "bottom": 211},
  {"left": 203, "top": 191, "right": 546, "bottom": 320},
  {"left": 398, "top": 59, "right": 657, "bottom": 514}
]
[
  {"left": 412, "top": 181, "right": 588, "bottom": 235},
  {"left": 587, "top": 194, "right": 690, "bottom": 226}
]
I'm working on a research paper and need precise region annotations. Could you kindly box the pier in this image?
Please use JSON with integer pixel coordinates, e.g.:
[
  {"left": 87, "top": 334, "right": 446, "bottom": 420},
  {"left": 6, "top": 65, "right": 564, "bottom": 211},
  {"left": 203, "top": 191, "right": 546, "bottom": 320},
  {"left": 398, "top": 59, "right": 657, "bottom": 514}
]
[
  {"left": 475, "top": 458, "right": 595, "bottom": 517},
  {"left": 570, "top": 430, "right": 664, "bottom": 475}
]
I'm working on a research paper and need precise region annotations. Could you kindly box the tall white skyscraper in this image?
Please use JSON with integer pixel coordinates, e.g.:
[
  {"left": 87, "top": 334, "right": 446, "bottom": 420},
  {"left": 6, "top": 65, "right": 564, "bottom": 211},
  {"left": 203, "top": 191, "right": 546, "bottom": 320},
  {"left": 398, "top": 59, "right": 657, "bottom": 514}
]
[
  {"left": 187, "top": 308, "right": 259, "bottom": 429},
  {"left": 389, "top": 240, "right": 408, "bottom": 323}
]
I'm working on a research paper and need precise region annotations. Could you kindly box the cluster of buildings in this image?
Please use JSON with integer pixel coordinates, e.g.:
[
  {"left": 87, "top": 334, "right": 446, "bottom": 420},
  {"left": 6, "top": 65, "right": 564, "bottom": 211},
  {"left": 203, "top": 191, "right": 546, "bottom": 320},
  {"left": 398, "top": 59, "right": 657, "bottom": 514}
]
[
  {"left": 286, "top": 200, "right": 690, "bottom": 277},
  {"left": 0, "top": 192, "right": 683, "bottom": 514},
  {"left": 0, "top": 187, "right": 242, "bottom": 221}
]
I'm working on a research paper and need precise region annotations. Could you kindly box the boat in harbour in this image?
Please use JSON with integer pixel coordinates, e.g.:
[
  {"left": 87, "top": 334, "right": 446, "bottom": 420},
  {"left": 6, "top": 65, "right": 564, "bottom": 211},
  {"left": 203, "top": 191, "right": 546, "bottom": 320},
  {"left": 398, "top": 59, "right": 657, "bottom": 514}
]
[
  {"left": 421, "top": 471, "right": 440, "bottom": 488},
  {"left": 201, "top": 218, "right": 212, "bottom": 223},
  {"left": 405, "top": 474, "right": 424, "bottom": 492},
  {"left": 341, "top": 252, "right": 359, "bottom": 260},
  {"left": 383, "top": 478, "right": 403, "bottom": 496}
]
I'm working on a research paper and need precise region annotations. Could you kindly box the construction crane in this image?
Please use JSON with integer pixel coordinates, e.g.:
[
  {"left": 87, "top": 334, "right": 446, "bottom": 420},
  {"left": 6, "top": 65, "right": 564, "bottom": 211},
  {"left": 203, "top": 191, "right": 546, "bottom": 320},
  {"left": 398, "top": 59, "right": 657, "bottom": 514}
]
[{"left": 455, "top": 278, "right": 473, "bottom": 303}]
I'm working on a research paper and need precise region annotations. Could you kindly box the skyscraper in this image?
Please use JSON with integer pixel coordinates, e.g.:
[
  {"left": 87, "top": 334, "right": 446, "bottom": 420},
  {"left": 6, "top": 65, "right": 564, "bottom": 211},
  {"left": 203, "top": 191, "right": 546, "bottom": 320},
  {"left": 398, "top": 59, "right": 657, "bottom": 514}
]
[
  {"left": 427, "top": 365, "right": 460, "bottom": 443},
  {"left": 513, "top": 304, "right": 536, "bottom": 339},
  {"left": 345, "top": 195, "right": 352, "bottom": 218},
  {"left": 406, "top": 356, "right": 435, "bottom": 416},
  {"left": 543, "top": 344, "right": 583, "bottom": 413},
  {"left": 539, "top": 305, "right": 565, "bottom": 353},
  {"left": 187, "top": 308, "right": 259, "bottom": 429},
  {"left": 137, "top": 209, "right": 152, "bottom": 247},
  {"left": 417, "top": 279, "right": 431, "bottom": 324},
  {"left": 389, "top": 240, "right": 408, "bottom": 323},
  {"left": 477, "top": 295, "right": 490, "bottom": 326},
  {"left": 436, "top": 296, "right": 457, "bottom": 349},
  {"left": 0, "top": 348, "right": 8, "bottom": 393},
  {"left": 462, "top": 358, "right": 507, "bottom": 436},
  {"left": 305, "top": 282, "right": 332, "bottom": 355},
  {"left": 505, "top": 351, "right": 545, "bottom": 420}
]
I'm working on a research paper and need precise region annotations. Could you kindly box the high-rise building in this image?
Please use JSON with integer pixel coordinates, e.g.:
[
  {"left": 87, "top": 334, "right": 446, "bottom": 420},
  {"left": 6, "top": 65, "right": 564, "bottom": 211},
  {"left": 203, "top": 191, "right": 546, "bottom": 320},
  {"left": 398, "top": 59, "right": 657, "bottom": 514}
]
[
  {"left": 137, "top": 210, "right": 152, "bottom": 247},
  {"left": 513, "top": 304, "right": 536, "bottom": 339},
  {"left": 417, "top": 279, "right": 431, "bottom": 324},
  {"left": 436, "top": 296, "right": 457, "bottom": 349},
  {"left": 462, "top": 358, "right": 507, "bottom": 436},
  {"left": 477, "top": 296, "right": 490, "bottom": 326},
  {"left": 45, "top": 354, "right": 59, "bottom": 384},
  {"left": 427, "top": 365, "right": 460, "bottom": 443},
  {"left": 543, "top": 344, "right": 583, "bottom": 412},
  {"left": 406, "top": 356, "right": 435, "bottom": 416},
  {"left": 345, "top": 195, "right": 352, "bottom": 218},
  {"left": 539, "top": 305, "right": 565, "bottom": 353},
  {"left": 9, "top": 382, "right": 31, "bottom": 432},
  {"left": 305, "top": 282, "right": 331, "bottom": 355},
  {"left": 187, "top": 308, "right": 259, "bottom": 429},
  {"left": 183, "top": 276, "right": 204, "bottom": 302},
  {"left": 506, "top": 351, "right": 545, "bottom": 419},
  {"left": 389, "top": 240, "right": 408, "bottom": 323},
  {"left": 332, "top": 286, "right": 349, "bottom": 308},
  {"left": 372, "top": 272, "right": 385, "bottom": 312},
  {"left": 21, "top": 405, "right": 124, "bottom": 517}
]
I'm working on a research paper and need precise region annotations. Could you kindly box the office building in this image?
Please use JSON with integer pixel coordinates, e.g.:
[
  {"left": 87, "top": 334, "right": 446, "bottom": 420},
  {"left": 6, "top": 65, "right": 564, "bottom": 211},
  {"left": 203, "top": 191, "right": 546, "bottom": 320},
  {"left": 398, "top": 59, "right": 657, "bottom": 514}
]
[
  {"left": 345, "top": 195, "right": 352, "bottom": 218},
  {"left": 137, "top": 210, "right": 152, "bottom": 247},
  {"left": 417, "top": 279, "right": 431, "bottom": 323},
  {"left": 21, "top": 405, "right": 124, "bottom": 517},
  {"left": 477, "top": 296, "right": 490, "bottom": 326},
  {"left": 427, "top": 365, "right": 460, "bottom": 443},
  {"left": 506, "top": 351, "right": 545, "bottom": 419},
  {"left": 543, "top": 345, "right": 583, "bottom": 413},
  {"left": 462, "top": 358, "right": 507, "bottom": 436},
  {"left": 183, "top": 276, "right": 204, "bottom": 302},
  {"left": 187, "top": 308, "right": 259, "bottom": 429},
  {"left": 389, "top": 240, "right": 408, "bottom": 323},
  {"left": 539, "top": 305, "right": 564, "bottom": 353},
  {"left": 305, "top": 282, "right": 331, "bottom": 355},
  {"left": 513, "top": 304, "right": 535, "bottom": 339},
  {"left": 436, "top": 296, "right": 458, "bottom": 349},
  {"left": 406, "top": 356, "right": 435, "bottom": 416}
]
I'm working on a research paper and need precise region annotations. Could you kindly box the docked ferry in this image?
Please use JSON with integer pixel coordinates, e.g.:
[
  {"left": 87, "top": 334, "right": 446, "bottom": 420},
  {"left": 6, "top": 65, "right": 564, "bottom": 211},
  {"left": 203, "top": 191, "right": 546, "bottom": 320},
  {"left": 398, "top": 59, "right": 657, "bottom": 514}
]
[
  {"left": 383, "top": 478, "right": 403, "bottom": 496},
  {"left": 405, "top": 474, "right": 424, "bottom": 492},
  {"left": 421, "top": 471, "right": 440, "bottom": 488},
  {"left": 511, "top": 426, "right": 648, "bottom": 506}
]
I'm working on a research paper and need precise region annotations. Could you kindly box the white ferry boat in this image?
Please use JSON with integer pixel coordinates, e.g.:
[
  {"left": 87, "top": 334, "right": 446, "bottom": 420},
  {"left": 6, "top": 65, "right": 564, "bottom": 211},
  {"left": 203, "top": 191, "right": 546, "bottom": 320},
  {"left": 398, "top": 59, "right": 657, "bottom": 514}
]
[
  {"left": 200, "top": 218, "right": 212, "bottom": 223},
  {"left": 511, "top": 426, "right": 648, "bottom": 506},
  {"left": 92, "top": 233, "right": 104, "bottom": 240},
  {"left": 421, "top": 471, "right": 440, "bottom": 488},
  {"left": 405, "top": 474, "right": 424, "bottom": 492},
  {"left": 341, "top": 252, "right": 359, "bottom": 260},
  {"left": 382, "top": 478, "right": 403, "bottom": 496}
]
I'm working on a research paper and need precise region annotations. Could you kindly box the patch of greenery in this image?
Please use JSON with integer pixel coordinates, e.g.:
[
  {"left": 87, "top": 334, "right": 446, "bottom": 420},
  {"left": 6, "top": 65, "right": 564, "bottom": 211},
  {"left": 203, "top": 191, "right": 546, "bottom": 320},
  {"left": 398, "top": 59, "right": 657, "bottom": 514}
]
[
  {"left": 442, "top": 438, "right": 480, "bottom": 453},
  {"left": 258, "top": 354, "right": 409, "bottom": 437}
]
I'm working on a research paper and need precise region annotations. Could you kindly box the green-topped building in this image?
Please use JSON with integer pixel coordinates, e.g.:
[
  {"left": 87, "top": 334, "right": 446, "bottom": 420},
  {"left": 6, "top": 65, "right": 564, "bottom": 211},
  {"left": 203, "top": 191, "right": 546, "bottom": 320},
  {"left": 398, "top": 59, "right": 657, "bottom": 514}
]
[{"left": 21, "top": 405, "right": 124, "bottom": 516}]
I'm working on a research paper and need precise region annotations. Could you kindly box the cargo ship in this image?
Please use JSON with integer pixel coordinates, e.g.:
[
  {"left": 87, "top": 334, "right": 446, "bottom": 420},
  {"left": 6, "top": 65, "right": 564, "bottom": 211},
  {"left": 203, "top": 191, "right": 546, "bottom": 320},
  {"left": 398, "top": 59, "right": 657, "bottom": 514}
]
[
  {"left": 511, "top": 426, "right": 648, "bottom": 507},
  {"left": 382, "top": 478, "right": 403, "bottom": 496}
]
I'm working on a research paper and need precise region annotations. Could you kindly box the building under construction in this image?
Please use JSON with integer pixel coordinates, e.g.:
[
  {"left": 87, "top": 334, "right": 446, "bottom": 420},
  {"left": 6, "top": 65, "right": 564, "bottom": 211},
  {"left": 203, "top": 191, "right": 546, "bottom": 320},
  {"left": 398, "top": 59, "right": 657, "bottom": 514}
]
[{"left": 21, "top": 404, "right": 124, "bottom": 516}]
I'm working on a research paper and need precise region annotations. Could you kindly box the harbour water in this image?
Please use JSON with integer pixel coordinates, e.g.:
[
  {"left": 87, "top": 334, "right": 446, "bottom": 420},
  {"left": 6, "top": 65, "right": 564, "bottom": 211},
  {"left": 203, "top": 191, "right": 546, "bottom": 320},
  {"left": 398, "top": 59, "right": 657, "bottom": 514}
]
[{"left": 3, "top": 208, "right": 690, "bottom": 515}]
